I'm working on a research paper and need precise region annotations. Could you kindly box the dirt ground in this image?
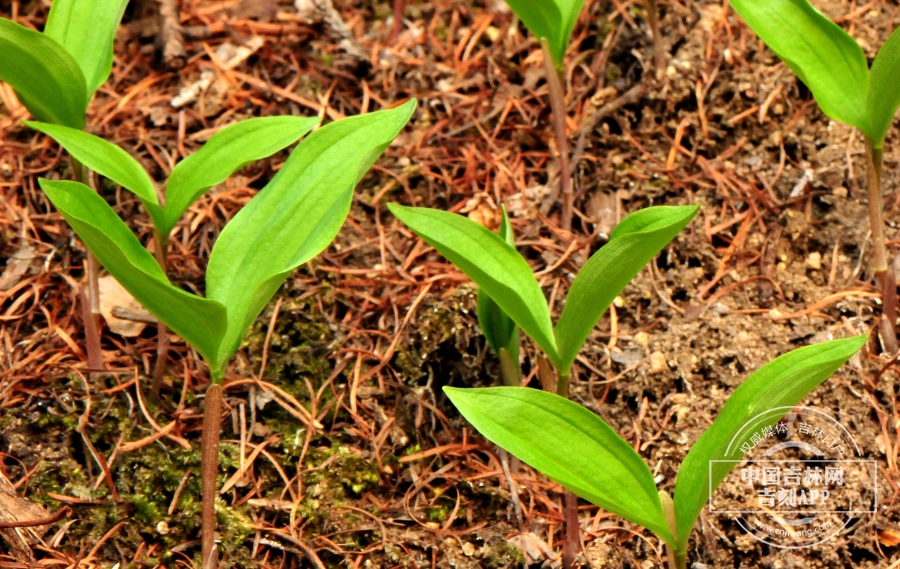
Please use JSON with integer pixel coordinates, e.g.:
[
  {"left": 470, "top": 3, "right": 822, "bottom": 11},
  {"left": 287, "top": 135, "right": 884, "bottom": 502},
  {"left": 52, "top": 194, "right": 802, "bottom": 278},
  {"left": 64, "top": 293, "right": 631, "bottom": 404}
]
[{"left": 1, "top": 0, "right": 900, "bottom": 567}]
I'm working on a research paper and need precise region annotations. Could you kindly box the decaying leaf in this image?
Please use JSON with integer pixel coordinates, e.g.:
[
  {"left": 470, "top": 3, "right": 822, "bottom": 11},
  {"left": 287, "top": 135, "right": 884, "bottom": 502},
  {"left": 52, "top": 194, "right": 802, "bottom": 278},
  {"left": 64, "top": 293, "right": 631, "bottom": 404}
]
[
  {"left": 99, "top": 274, "right": 154, "bottom": 336},
  {"left": 0, "top": 470, "right": 50, "bottom": 562},
  {"left": 0, "top": 243, "right": 38, "bottom": 290}
]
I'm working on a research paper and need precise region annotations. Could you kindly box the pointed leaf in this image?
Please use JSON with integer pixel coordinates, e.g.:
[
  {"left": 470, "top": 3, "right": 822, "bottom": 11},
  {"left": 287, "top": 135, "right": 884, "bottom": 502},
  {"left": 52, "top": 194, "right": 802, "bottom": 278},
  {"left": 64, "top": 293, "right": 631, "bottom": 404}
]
[
  {"left": 445, "top": 386, "right": 674, "bottom": 544},
  {"left": 476, "top": 207, "right": 519, "bottom": 363},
  {"left": 672, "top": 335, "right": 867, "bottom": 554},
  {"left": 44, "top": 0, "right": 129, "bottom": 96},
  {"left": 206, "top": 101, "right": 415, "bottom": 372},
  {"left": 728, "top": 0, "right": 871, "bottom": 136},
  {"left": 389, "top": 204, "right": 559, "bottom": 363},
  {"left": 25, "top": 121, "right": 157, "bottom": 205},
  {"left": 38, "top": 179, "right": 227, "bottom": 366},
  {"left": 502, "top": 0, "right": 586, "bottom": 67},
  {"left": 159, "top": 116, "right": 320, "bottom": 237},
  {"left": 554, "top": 205, "right": 698, "bottom": 376},
  {"left": 867, "top": 26, "right": 900, "bottom": 149},
  {"left": 0, "top": 18, "right": 86, "bottom": 128}
]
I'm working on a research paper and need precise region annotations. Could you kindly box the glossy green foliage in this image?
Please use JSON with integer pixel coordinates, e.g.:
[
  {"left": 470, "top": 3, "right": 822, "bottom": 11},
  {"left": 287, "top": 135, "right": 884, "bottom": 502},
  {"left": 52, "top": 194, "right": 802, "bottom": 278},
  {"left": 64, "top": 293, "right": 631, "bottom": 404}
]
[
  {"left": 868, "top": 27, "right": 900, "bottom": 147},
  {"left": 730, "top": 0, "right": 900, "bottom": 148},
  {"left": 0, "top": 0, "right": 129, "bottom": 127},
  {"left": 554, "top": 206, "right": 698, "bottom": 375},
  {"left": 39, "top": 101, "right": 416, "bottom": 378},
  {"left": 0, "top": 19, "right": 87, "bottom": 128},
  {"left": 156, "top": 116, "right": 321, "bottom": 237},
  {"left": 445, "top": 335, "right": 865, "bottom": 557},
  {"left": 390, "top": 203, "right": 559, "bottom": 362},
  {"left": 205, "top": 102, "right": 416, "bottom": 371},
  {"left": 475, "top": 207, "right": 520, "bottom": 385},
  {"left": 44, "top": 0, "right": 129, "bottom": 96},
  {"left": 25, "top": 121, "right": 158, "bottom": 204},
  {"left": 503, "top": 0, "right": 586, "bottom": 67},
  {"left": 39, "top": 179, "right": 227, "bottom": 364},
  {"left": 672, "top": 335, "right": 867, "bottom": 552},
  {"left": 446, "top": 385, "right": 674, "bottom": 542},
  {"left": 389, "top": 204, "right": 698, "bottom": 376},
  {"left": 26, "top": 116, "right": 319, "bottom": 239}
]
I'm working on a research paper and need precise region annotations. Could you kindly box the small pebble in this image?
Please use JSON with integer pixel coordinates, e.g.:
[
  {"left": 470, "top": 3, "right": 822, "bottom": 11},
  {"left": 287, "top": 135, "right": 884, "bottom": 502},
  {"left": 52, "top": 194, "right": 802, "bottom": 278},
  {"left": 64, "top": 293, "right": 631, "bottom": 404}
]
[
  {"left": 805, "top": 252, "right": 822, "bottom": 270},
  {"left": 650, "top": 351, "right": 669, "bottom": 373}
]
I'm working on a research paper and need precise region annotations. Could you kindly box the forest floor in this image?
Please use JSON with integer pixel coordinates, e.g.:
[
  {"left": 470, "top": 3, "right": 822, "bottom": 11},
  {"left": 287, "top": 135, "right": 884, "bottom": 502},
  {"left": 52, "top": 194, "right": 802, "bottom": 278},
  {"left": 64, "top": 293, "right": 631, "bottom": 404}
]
[{"left": 0, "top": 0, "right": 899, "bottom": 567}]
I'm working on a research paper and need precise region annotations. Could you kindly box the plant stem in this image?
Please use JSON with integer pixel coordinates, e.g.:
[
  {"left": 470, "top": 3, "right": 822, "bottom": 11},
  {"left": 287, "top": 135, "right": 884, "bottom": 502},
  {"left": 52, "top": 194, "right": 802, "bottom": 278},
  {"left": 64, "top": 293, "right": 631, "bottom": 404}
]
[
  {"left": 71, "top": 158, "right": 104, "bottom": 372},
  {"left": 540, "top": 38, "right": 574, "bottom": 233},
  {"left": 151, "top": 232, "right": 170, "bottom": 398},
  {"left": 864, "top": 139, "right": 897, "bottom": 353},
  {"left": 659, "top": 490, "right": 683, "bottom": 569},
  {"left": 390, "top": 0, "right": 404, "bottom": 40},
  {"left": 200, "top": 382, "right": 223, "bottom": 568},
  {"left": 646, "top": 0, "right": 667, "bottom": 78},
  {"left": 555, "top": 371, "right": 579, "bottom": 568}
]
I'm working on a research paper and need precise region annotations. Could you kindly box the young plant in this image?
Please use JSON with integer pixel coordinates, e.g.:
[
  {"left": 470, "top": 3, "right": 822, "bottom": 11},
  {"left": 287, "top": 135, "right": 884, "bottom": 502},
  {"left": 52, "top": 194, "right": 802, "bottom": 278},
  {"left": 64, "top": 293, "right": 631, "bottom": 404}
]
[
  {"left": 37, "top": 100, "right": 416, "bottom": 567},
  {"left": 0, "top": 0, "right": 129, "bottom": 370},
  {"left": 728, "top": 0, "right": 900, "bottom": 351},
  {"left": 475, "top": 207, "right": 520, "bottom": 386},
  {"left": 390, "top": 202, "right": 699, "bottom": 567},
  {"left": 501, "top": 0, "right": 586, "bottom": 232},
  {"left": 445, "top": 335, "right": 866, "bottom": 569},
  {"left": 26, "top": 116, "right": 319, "bottom": 394}
]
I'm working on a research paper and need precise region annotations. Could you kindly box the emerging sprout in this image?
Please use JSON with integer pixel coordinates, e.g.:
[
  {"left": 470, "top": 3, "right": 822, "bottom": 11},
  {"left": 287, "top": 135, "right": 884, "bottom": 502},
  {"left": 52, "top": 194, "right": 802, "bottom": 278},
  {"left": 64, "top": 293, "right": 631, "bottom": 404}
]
[
  {"left": 446, "top": 335, "right": 866, "bottom": 569},
  {"left": 0, "top": 0, "right": 130, "bottom": 368},
  {"left": 390, "top": 202, "right": 698, "bottom": 567},
  {"left": 27, "top": 116, "right": 319, "bottom": 392},
  {"left": 729, "top": 0, "right": 900, "bottom": 350},
  {"left": 38, "top": 100, "right": 416, "bottom": 567},
  {"left": 474, "top": 207, "right": 520, "bottom": 386}
]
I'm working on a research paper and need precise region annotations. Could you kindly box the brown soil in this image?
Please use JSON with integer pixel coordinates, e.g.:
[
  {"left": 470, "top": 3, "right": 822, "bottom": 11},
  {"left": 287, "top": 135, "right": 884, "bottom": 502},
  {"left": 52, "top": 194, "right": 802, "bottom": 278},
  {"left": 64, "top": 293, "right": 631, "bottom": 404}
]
[{"left": 1, "top": 0, "right": 899, "bottom": 567}]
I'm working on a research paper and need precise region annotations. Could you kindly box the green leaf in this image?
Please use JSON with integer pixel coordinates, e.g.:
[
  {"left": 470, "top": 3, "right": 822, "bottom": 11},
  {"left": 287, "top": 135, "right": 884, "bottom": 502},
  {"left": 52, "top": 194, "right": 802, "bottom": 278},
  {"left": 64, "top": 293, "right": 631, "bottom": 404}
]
[
  {"left": 476, "top": 207, "right": 520, "bottom": 382},
  {"left": 44, "top": 0, "right": 129, "bottom": 96},
  {"left": 867, "top": 26, "right": 900, "bottom": 149},
  {"left": 672, "top": 335, "right": 866, "bottom": 554},
  {"left": 389, "top": 204, "right": 559, "bottom": 363},
  {"left": 729, "top": 0, "right": 871, "bottom": 136},
  {"left": 503, "top": 0, "right": 586, "bottom": 67},
  {"left": 25, "top": 121, "right": 158, "bottom": 205},
  {"left": 206, "top": 101, "right": 416, "bottom": 372},
  {"left": 445, "top": 386, "right": 675, "bottom": 544},
  {"left": 554, "top": 205, "right": 698, "bottom": 376},
  {"left": 0, "top": 18, "right": 87, "bottom": 128},
  {"left": 38, "top": 179, "right": 227, "bottom": 366},
  {"left": 159, "top": 116, "right": 320, "bottom": 237}
]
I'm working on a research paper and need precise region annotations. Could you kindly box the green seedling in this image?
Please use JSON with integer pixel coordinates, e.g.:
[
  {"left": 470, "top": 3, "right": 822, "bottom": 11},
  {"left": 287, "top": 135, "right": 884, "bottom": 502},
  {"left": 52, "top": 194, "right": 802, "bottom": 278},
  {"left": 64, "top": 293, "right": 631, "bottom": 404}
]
[
  {"left": 503, "top": 0, "right": 585, "bottom": 71},
  {"left": 38, "top": 100, "right": 416, "bottom": 567},
  {"left": 446, "top": 335, "right": 866, "bottom": 569},
  {"left": 501, "top": 0, "right": 586, "bottom": 232},
  {"left": 1, "top": 0, "right": 130, "bottom": 370},
  {"left": 729, "top": 0, "right": 900, "bottom": 350},
  {"left": 390, "top": 202, "right": 698, "bottom": 567},
  {"left": 26, "top": 116, "right": 319, "bottom": 393},
  {"left": 475, "top": 207, "right": 520, "bottom": 387}
]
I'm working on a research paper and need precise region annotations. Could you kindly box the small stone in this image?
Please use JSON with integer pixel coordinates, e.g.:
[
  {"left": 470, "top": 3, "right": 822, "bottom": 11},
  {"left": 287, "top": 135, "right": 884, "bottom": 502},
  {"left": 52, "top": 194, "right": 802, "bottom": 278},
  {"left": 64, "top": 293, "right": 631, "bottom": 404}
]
[
  {"left": 833, "top": 186, "right": 848, "bottom": 199},
  {"left": 613, "top": 295, "right": 624, "bottom": 308},
  {"left": 156, "top": 521, "right": 170, "bottom": 535},
  {"left": 650, "top": 351, "right": 669, "bottom": 373},
  {"left": 805, "top": 252, "right": 822, "bottom": 270},
  {"left": 635, "top": 331, "right": 650, "bottom": 347},
  {"left": 462, "top": 541, "right": 476, "bottom": 556}
]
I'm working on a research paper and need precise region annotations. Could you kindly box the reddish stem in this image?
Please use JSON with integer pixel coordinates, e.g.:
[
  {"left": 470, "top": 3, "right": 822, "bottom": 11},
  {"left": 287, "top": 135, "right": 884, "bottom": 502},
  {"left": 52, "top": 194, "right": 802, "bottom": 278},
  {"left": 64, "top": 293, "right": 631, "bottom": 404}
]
[{"left": 201, "top": 383, "right": 223, "bottom": 568}]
